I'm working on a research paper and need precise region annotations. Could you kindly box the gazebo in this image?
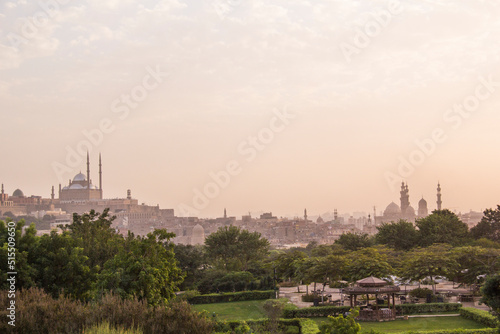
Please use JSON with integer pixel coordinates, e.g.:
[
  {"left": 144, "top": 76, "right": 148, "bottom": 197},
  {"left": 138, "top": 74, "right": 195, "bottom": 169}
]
[{"left": 342, "top": 276, "right": 400, "bottom": 321}]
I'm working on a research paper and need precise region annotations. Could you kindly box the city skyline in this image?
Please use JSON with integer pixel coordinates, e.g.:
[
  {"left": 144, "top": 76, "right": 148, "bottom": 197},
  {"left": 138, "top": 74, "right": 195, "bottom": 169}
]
[{"left": 2, "top": 1, "right": 500, "bottom": 217}]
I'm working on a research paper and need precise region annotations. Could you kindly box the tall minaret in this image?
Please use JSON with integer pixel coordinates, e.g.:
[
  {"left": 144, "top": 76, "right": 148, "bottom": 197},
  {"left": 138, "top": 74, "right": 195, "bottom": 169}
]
[
  {"left": 99, "top": 153, "right": 103, "bottom": 198},
  {"left": 334, "top": 208, "right": 338, "bottom": 222},
  {"left": 304, "top": 208, "right": 307, "bottom": 221},
  {"left": 86, "top": 151, "right": 90, "bottom": 189},
  {"left": 224, "top": 208, "right": 227, "bottom": 218},
  {"left": 373, "top": 206, "right": 377, "bottom": 225},
  {"left": 51, "top": 186, "right": 55, "bottom": 200},
  {"left": 400, "top": 181, "right": 410, "bottom": 213},
  {"left": 437, "top": 182, "right": 442, "bottom": 210},
  {"left": 1, "top": 183, "right": 4, "bottom": 204}
]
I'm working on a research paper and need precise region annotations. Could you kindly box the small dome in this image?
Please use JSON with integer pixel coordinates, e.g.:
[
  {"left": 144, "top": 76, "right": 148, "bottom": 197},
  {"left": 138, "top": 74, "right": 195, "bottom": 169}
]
[
  {"left": 12, "top": 189, "right": 24, "bottom": 197},
  {"left": 62, "top": 186, "right": 69, "bottom": 190},
  {"left": 405, "top": 205, "right": 415, "bottom": 216},
  {"left": 384, "top": 202, "right": 400, "bottom": 215},
  {"left": 73, "top": 173, "right": 86, "bottom": 182},
  {"left": 316, "top": 216, "right": 324, "bottom": 223},
  {"left": 419, "top": 198, "right": 427, "bottom": 206},
  {"left": 69, "top": 184, "right": 84, "bottom": 190}
]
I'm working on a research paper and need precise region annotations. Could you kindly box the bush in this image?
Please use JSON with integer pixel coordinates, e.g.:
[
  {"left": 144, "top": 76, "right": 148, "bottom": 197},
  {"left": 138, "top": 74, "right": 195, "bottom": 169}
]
[
  {"left": 187, "top": 290, "right": 275, "bottom": 304},
  {"left": 84, "top": 322, "right": 143, "bottom": 334},
  {"left": 459, "top": 307, "right": 499, "bottom": 328},
  {"left": 301, "top": 318, "right": 320, "bottom": 334},
  {"left": 302, "top": 294, "right": 317, "bottom": 302},
  {"left": 0, "top": 288, "right": 214, "bottom": 334},
  {"left": 399, "top": 330, "right": 497, "bottom": 334},
  {"left": 214, "top": 318, "right": 302, "bottom": 333},
  {"left": 396, "top": 303, "right": 462, "bottom": 315},
  {"left": 283, "top": 305, "right": 351, "bottom": 318},
  {"left": 409, "top": 287, "right": 434, "bottom": 298}
]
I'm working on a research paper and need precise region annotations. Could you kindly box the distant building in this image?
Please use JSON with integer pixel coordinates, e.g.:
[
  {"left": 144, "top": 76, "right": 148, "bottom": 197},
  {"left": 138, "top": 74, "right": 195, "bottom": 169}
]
[{"left": 59, "top": 153, "right": 102, "bottom": 201}]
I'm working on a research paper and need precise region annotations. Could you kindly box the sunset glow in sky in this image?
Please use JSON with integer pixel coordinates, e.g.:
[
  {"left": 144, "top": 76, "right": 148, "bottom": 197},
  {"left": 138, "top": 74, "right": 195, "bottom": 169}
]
[{"left": 2, "top": 0, "right": 500, "bottom": 218}]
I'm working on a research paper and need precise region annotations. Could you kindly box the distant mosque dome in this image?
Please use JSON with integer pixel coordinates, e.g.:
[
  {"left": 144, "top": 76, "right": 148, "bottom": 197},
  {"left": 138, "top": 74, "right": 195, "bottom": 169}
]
[
  {"left": 73, "top": 173, "right": 86, "bottom": 182},
  {"left": 405, "top": 205, "right": 416, "bottom": 216},
  {"left": 191, "top": 224, "right": 205, "bottom": 245},
  {"left": 69, "top": 184, "right": 84, "bottom": 190},
  {"left": 12, "top": 189, "right": 24, "bottom": 197},
  {"left": 384, "top": 202, "right": 400, "bottom": 215},
  {"left": 419, "top": 198, "right": 427, "bottom": 207},
  {"left": 316, "top": 216, "right": 324, "bottom": 223}
]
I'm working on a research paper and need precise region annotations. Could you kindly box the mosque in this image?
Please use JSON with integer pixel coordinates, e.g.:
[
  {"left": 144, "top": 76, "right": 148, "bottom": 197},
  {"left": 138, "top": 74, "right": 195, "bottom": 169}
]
[
  {"left": 59, "top": 153, "right": 103, "bottom": 201},
  {"left": 376, "top": 182, "right": 442, "bottom": 224}
]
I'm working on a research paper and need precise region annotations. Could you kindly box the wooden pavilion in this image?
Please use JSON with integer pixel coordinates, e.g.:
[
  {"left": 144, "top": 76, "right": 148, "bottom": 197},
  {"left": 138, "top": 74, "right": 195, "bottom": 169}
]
[{"left": 342, "top": 276, "right": 400, "bottom": 321}]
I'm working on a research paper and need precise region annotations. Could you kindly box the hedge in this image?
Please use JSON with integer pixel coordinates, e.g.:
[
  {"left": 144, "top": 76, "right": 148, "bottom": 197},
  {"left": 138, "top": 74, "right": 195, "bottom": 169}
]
[
  {"left": 283, "top": 305, "right": 351, "bottom": 318},
  {"left": 214, "top": 318, "right": 302, "bottom": 333},
  {"left": 396, "top": 303, "right": 463, "bottom": 315},
  {"left": 459, "top": 307, "right": 499, "bottom": 328},
  {"left": 187, "top": 290, "right": 275, "bottom": 304},
  {"left": 399, "top": 330, "right": 498, "bottom": 334},
  {"left": 283, "top": 303, "right": 463, "bottom": 318}
]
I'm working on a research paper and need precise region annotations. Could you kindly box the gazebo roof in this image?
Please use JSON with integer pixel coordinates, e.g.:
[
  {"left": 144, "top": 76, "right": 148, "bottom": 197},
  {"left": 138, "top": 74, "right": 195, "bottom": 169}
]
[{"left": 357, "top": 276, "right": 387, "bottom": 287}]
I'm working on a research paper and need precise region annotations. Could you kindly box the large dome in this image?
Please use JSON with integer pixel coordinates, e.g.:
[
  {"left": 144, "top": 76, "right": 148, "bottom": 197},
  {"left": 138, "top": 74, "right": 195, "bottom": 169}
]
[
  {"left": 418, "top": 198, "right": 427, "bottom": 207},
  {"left": 73, "top": 173, "right": 86, "bottom": 182},
  {"left": 69, "top": 184, "right": 84, "bottom": 190},
  {"left": 384, "top": 202, "right": 400, "bottom": 215},
  {"left": 12, "top": 189, "right": 24, "bottom": 197},
  {"left": 405, "top": 205, "right": 416, "bottom": 216}
]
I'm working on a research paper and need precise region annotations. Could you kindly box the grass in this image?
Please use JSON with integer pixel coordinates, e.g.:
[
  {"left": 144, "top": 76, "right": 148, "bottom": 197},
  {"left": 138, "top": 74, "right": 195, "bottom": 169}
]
[
  {"left": 192, "top": 300, "right": 268, "bottom": 321},
  {"left": 311, "top": 316, "right": 488, "bottom": 333}
]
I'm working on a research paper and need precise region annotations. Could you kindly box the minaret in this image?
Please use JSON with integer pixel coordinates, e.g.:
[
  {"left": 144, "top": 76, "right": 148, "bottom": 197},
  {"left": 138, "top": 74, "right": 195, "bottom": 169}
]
[
  {"left": 51, "top": 186, "right": 55, "bottom": 200},
  {"left": 224, "top": 208, "right": 227, "bottom": 218},
  {"left": 99, "top": 153, "right": 102, "bottom": 196},
  {"left": 86, "top": 151, "right": 90, "bottom": 189},
  {"left": 1, "top": 183, "right": 4, "bottom": 204},
  {"left": 334, "top": 209, "right": 338, "bottom": 222},
  {"left": 437, "top": 182, "right": 442, "bottom": 210},
  {"left": 373, "top": 206, "right": 377, "bottom": 225},
  {"left": 304, "top": 208, "right": 307, "bottom": 221}
]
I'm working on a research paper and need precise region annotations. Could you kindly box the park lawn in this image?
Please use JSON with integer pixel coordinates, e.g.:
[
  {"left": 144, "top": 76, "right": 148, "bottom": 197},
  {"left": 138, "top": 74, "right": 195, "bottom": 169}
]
[
  {"left": 192, "top": 300, "right": 267, "bottom": 321},
  {"left": 311, "top": 316, "right": 488, "bottom": 333}
]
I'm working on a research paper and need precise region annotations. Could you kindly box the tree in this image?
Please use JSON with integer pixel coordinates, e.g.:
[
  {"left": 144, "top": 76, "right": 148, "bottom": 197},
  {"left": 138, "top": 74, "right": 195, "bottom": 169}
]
[
  {"left": 307, "top": 255, "right": 348, "bottom": 292},
  {"left": 346, "top": 247, "right": 392, "bottom": 282},
  {"left": 481, "top": 274, "right": 500, "bottom": 315},
  {"left": 452, "top": 246, "right": 500, "bottom": 285},
  {"left": 319, "top": 308, "right": 361, "bottom": 334},
  {"left": 96, "top": 229, "right": 184, "bottom": 306},
  {"left": 416, "top": 209, "right": 469, "bottom": 246},
  {"left": 174, "top": 244, "right": 207, "bottom": 290},
  {"left": 375, "top": 220, "right": 419, "bottom": 251},
  {"left": 204, "top": 226, "right": 269, "bottom": 271},
  {"left": 335, "top": 232, "right": 373, "bottom": 251},
  {"left": 400, "top": 244, "right": 458, "bottom": 294},
  {"left": 471, "top": 206, "right": 500, "bottom": 242}
]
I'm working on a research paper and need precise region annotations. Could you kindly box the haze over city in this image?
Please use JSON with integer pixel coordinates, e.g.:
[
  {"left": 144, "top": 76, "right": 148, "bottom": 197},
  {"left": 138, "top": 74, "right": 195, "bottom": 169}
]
[{"left": 2, "top": 0, "right": 500, "bottom": 218}]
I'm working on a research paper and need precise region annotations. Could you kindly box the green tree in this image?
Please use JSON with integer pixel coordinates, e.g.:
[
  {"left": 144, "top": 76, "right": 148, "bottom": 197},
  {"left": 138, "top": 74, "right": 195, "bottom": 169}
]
[
  {"left": 346, "top": 247, "right": 392, "bottom": 282},
  {"left": 471, "top": 206, "right": 500, "bottom": 242},
  {"left": 96, "top": 229, "right": 183, "bottom": 306},
  {"left": 319, "top": 308, "right": 361, "bottom": 334},
  {"left": 31, "top": 230, "right": 92, "bottom": 300},
  {"left": 335, "top": 232, "right": 373, "bottom": 251},
  {"left": 375, "top": 220, "right": 419, "bottom": 251},
  {"left": 173, "top": 243, "right": 207, "bottom": 290},
  {"left": 416, "top": 209, "right": 469, "bottom": 246},
  {"left": 400, "top": 244, "right": 458, "bottom": 294},
  {"left": 452, "top": 246, "right": 500, "bottom": 284},
  {"left": 480, "top": 274, "right": 500, "bottom": 315},
  {"left": 205, "top": 226, "right": 269, "bottom": 271},
  {"left": 308, "top": 255, "right": 348, "bottom": 292}
]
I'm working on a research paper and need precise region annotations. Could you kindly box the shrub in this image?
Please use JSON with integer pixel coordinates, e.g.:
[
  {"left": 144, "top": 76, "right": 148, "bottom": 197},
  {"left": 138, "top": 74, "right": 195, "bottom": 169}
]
[
  {"left": 399, "top": 330, "right": 497, "bottom": 334},
  {"left": 396, "top": 303, "right": 462, "bottom": 315},
  {"left": 301, "top": 318, "right": 320, "bottom": 334},
  {"left": 409, "top": 287, "right": 434, "bottom": 298},
  {"left": 214, "top": 318, "right": 302, "bottom": 333},
  {"left": 84, "top": 322, "right": 143, "bottom": 334},
  {"left": 459, "top": 307, "right": 499, "bottom": 328},
  {"left": 283, "top": 305, "right": 351, "bottom": 318},
  {"left": 302, "top": 294, "right": 318, "bottom": 302},
  {"left": 187, "top": 290, "right": 275, "bottom": 304}
]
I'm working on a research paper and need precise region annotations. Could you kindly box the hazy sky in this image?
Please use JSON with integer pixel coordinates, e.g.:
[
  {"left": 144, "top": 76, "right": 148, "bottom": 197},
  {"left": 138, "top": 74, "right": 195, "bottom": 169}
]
[{"left": 2, "top": 0, "right": 500, "bottom": 218}]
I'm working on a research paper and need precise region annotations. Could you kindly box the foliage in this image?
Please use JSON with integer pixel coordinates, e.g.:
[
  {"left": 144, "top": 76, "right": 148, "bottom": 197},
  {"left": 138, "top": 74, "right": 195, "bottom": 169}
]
[
  {"left": 471, "top": 206, "right": 500, "bottom": 242},
  {"left": 396, "top": 303, "right": 462, "bottom": 315},
  {"left": 84, "top": 322, "right": 143, "bottom": 334},
  {"left": 214, "top": 319, "right": 302, "bottom": 334},
  {"left": 335, "top": 232, "right": 374, "bottom": 251},
  {"left": 375, "top": 220, "right": 419, "bottom": 251},
  {"left": 205, "top": 226, "right": 269, "bottom": 271},
  {"left": 452, "top": 247, "right": 500, "bottom": 285},
  {"left": 96, "top": 229, "right": 184, "bottom": 306},
  {"left": 301, "top": 319, "right": 320, "bottom": 334},
  {"left": 319, "top": 308, "right": 361, "bottom": 334},
  {"left": 400, "top": 244, "right": 458, "bottom": 294},
  {"left": 409, "top": 287, "right": 434, "bottom": 298},
  {"left": 459, "top": 307, "right": 499, "bottom": 328},
  {"left": 346, "top": 247, "right": 392, "bottom": 282},
  {"left": 398, "top": 330, "right": 496, "bottom": 334},
  {"left": 0, "top": 288, "right": 214, "bottom": 334},
  {"left": 283, "top": 305, "right": 351, "bottom": 318},
  {"left": 481, "top": 274, "right": 500, "bottom": 314},
  {"left": 188, "top": 290, "right": 275, "bottom": 304},
  {"left": 196, "top": 270, "right": 263, "bottom": 294},
  {"left": 174, "top": 243, "right": 207, "bottom": 290},
  {"left": 416, "top": 210, "right": 469, "bottom": 247},
  {"left": 263, "top": 298, "right": 291, "bottom": 332}
]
